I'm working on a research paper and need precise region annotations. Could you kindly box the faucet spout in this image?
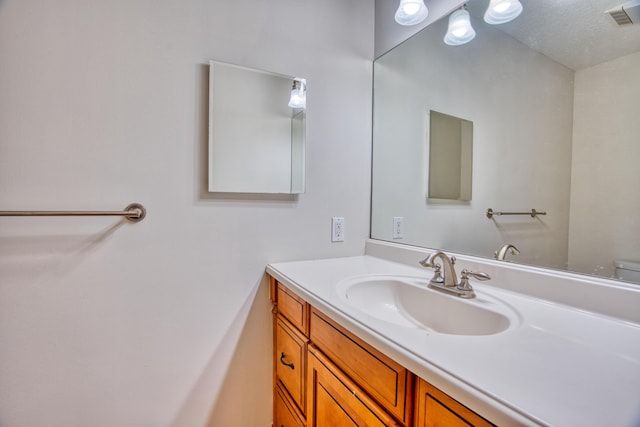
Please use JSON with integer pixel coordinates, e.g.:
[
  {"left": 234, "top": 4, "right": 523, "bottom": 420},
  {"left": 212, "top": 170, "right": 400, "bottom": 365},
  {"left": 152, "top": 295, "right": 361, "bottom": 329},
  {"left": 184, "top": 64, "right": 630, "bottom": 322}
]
[
  {"left": 419, "top": 251, "right": 490, "bottom": 299},
  {"left": 420, "top": 251, "right": 458, "bottom": 287},
  {"left": 495, "top": 244, "right": 520, "bottom": 261}
]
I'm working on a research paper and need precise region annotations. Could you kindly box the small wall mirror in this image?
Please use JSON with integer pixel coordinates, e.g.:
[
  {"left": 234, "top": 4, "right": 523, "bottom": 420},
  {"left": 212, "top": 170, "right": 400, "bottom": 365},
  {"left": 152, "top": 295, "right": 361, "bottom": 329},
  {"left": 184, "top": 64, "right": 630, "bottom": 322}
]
[
  {"left": 208, "top": 60, "right": 306, "bottom": 194},
  {"left": 428, "top": 110, "right": 473, "bottom": 201}
]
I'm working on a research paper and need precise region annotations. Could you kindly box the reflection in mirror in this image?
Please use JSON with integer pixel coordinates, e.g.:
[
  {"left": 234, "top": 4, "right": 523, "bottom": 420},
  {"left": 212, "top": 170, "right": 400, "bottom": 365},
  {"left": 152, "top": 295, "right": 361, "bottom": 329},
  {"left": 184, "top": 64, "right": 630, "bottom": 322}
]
[
  {"left": 372, "top": 0, "right": 640, "bottom": 283},
  {"left": 428, "top": 110, "right": 472, "bottom": 201},
  {"left": 208, "top": 60, "right": 306, "bottom": 194},
  {"left": 290, "top": 110, "right": 306, "bottom": 194}
]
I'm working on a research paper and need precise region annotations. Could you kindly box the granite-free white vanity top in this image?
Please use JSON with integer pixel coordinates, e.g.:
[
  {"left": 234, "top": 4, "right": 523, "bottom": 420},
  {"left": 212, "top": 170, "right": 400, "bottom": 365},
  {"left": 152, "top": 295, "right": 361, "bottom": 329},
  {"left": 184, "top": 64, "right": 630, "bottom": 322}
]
[{"left": 267, "top": 253, "right": 640, "bottom": 427}]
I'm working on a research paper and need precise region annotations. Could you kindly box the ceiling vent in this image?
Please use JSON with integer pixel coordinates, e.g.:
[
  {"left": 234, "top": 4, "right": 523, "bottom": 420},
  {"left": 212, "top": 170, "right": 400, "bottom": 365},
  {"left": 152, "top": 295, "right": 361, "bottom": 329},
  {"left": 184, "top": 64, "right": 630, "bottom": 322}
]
[{"left": 607, "top": 0, "right": 640, "bottom": 25}]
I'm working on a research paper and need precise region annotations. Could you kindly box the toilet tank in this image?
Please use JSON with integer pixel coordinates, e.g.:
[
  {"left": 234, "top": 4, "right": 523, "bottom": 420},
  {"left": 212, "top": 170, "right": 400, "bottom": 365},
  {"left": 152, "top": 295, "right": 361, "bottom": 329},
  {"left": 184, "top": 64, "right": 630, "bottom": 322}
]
[{"left": 615, "top": 260, "right": 640, "bottom": 283}]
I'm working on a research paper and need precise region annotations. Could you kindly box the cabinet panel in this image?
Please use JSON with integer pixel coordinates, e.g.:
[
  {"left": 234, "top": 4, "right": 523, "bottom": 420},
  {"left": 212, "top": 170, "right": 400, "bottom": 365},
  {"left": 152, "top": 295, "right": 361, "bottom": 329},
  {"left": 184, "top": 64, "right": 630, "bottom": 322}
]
[
  {"left": 310, "top": 308, "right": 413, "bottom": 425},
  {"left": 270, "top": 276, "right": 278, "bottom": 304},
  {"left": 307, "top": 346, "right": 401, "bottom": 427},
  {"left": 277, "top": 283, "right": 309, "bottom": 335},
  {"left": 276, "top": 316, "right": 308, "bottom": 413},
  {"left": 275, "top": 383, "right": 306, "bottom": 427},
  {"left": 414, "top": 379, "right": 494, "bottom": 427}
]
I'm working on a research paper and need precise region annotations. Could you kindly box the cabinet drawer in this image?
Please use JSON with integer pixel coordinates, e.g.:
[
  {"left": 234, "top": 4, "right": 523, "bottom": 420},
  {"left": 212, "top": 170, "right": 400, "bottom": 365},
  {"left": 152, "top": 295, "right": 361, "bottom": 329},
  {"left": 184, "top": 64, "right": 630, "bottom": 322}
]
[
  {"left": 277, "top": 283, "right": 310, "bottom": 336},
  {"left": 276, "top": 316, "right": 308, "bottom": 413},
  {"left": 309, "top": 308, "right": 413, "bottom": 425},
  {"left": 307, "top": 346, "right": 401, "bottom": 427},
  {"left": 275, "top": 383, "right": 306, "bottom": 427},
  {"left": 414, "top": 379, "right": 494, "bottom": 427}
]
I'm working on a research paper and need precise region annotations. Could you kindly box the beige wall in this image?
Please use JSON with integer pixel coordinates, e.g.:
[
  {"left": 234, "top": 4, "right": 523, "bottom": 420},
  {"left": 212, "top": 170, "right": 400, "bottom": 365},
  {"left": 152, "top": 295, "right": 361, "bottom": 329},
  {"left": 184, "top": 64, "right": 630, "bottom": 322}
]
[
  {"left": 568, "top": 52, "right": 640, "bottom": 277},
  {"left": 0, "top": 1, "right": 374, "bottom": 426},
  {"left": 371, "top": 17, "right": 575, "bottom": 269}
]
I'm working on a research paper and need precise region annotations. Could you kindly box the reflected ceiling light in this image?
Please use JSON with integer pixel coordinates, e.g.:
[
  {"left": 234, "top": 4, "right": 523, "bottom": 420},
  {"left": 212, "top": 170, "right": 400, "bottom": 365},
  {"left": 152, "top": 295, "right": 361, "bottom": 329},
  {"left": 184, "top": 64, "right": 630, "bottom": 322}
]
[
  {"left": 444, "top": 6, "right": 476, "bottom": 46},
  {"left": 484, "top": 0, "right": 523, "bottom": 24},
  {"left": 395, "top": 0, "right": 429, "bottom": 26},
  {"left": 288, "top": 78, "right": 306, "bottom": 109}
]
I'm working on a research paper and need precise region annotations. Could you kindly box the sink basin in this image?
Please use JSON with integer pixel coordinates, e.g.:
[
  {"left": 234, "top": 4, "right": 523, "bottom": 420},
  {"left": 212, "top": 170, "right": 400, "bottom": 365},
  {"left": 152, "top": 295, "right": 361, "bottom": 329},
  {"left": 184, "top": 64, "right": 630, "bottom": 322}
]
[{"left": 336, "top": 275, "right": 518, "bottom": 336}]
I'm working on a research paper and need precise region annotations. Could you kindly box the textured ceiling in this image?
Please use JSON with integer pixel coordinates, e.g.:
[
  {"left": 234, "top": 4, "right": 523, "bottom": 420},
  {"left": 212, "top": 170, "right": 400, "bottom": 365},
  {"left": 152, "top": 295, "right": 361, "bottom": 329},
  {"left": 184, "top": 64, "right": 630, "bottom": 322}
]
[{"left": 466, "top": 0, "right": 640, "bottom": 70}]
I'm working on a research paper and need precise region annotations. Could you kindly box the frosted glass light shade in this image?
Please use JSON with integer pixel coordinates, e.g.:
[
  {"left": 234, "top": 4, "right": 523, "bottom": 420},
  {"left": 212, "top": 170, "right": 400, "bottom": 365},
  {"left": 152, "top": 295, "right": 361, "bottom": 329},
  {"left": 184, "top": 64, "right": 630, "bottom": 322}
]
[
  {"left": 484, "top": 0, "right": 523, "bottom": 24},
  {"left": 444, "top": 8, "right": 476, "bottom": 46},
  {"left": 288, "top": 79, "right": 306, "bottom": 109},
  {"left": 394, "top": 0, "right": 429, "bottom": 26}
]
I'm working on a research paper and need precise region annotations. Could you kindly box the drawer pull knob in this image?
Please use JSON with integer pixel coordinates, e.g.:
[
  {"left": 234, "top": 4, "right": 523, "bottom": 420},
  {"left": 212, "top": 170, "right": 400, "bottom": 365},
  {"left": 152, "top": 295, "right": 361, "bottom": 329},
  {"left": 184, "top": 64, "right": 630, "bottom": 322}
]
[{"left": 280, "top": 352, "right": 295, "bottom": 370}]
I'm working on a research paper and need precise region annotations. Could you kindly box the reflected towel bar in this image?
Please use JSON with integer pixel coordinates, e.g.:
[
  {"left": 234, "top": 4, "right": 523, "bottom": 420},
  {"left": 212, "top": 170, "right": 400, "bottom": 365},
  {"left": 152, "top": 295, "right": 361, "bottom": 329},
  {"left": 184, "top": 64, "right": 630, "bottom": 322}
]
[
  {"left": 486, "top": 208, "right": 546, "bottom": 219},
  {"left": 0, "top": 202, "right": 146, "bottom": 223}
]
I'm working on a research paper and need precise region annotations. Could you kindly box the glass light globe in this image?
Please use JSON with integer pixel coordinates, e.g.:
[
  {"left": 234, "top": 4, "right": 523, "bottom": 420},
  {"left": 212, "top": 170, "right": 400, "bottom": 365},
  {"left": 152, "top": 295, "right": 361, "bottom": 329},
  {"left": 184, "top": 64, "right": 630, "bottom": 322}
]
[
  {"left": 444, "top": 8, "right": 476, "bottom": 46},
  {"left": 395, "top": 0, "right": 429, "bottom": 26},
  {"left": 484, "top": 0, "right": 523, "bottom": 24},
  {"left": 288, "top": 79, "right": 306, "bottom": 109}
]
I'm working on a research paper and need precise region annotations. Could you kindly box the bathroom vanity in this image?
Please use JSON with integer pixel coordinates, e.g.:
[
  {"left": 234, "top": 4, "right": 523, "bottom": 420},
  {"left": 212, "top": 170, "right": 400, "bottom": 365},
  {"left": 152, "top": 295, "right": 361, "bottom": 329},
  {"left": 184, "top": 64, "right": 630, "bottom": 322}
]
[
  {"left": 270, "top": 277, "right": 493, "bottom": 427},
  {"left": 267, "top": 240, "right": 640, "bottom": 427}
]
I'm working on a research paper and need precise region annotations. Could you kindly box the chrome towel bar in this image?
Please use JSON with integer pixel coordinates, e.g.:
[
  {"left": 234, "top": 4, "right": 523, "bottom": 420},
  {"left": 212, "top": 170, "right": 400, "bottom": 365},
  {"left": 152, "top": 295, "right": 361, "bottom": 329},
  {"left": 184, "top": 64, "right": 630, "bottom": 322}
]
[
  {"left": 486, "top": 208, "right": 546, "bottom": 219},
  {"left": 0, "top": 202, "right": 146, "bottom": 223}
]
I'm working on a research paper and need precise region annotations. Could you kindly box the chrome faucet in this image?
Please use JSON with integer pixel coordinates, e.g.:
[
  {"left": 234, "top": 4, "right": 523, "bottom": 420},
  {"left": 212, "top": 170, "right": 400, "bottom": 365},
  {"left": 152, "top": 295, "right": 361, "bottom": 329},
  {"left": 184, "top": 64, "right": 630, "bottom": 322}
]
[
  {"left": 495, "top": 244, "right": 520, "bottom": 261},
  {"left": 419, "top": 251, "right": 491, "bottom": 298},
  {"left": 419, "top": 251, "right": 459, "bottom": 288}
]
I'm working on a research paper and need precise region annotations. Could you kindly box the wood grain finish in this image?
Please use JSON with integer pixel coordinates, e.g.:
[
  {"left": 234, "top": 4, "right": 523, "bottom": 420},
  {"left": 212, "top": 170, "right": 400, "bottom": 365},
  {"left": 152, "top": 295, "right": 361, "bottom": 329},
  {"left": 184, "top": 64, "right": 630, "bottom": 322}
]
[
  {"left": 307, "top": 346, "right": 401, "bottom": 427},
  {"left": 309, "top": 308, "right": 414, "bottom": 425},
  {"left": 276, "top": 316, "right": 308, "bottom": 414},
  {"left": 270, "top": 276, "right": 496, "bottom": 427},
  {"left": 275, "top": 383, "right": 306, "bottom": 427},
  {"left": 270, "top": 276, "right": 278, "bottom": 304},
  {"left": 277, "top": 284, "right": 310, "bottom": 336},
  {"left": 414, "top": 379, "right": 494, "bottom": 427}
]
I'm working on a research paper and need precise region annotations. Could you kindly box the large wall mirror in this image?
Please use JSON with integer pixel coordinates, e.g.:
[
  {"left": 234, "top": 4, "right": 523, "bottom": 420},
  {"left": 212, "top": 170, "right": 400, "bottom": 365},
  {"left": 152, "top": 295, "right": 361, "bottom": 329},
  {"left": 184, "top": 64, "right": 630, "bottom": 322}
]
[
  {"left": 208, "top": 60, "right": 306, "bottom": 194},
  {"left": 372, "top": 0, "right": 640, "bottom": 282}
]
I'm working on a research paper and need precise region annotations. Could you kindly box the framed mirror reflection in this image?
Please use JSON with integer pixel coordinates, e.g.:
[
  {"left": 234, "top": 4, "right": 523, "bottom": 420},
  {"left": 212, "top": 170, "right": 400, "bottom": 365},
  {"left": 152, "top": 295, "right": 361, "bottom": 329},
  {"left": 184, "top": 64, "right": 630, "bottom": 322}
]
[
  {"left": 208, "top": 60, "right": 306, "bottom": 194},
  {"left": 371, "top": 0, "right": 640, "bottom": 283}
]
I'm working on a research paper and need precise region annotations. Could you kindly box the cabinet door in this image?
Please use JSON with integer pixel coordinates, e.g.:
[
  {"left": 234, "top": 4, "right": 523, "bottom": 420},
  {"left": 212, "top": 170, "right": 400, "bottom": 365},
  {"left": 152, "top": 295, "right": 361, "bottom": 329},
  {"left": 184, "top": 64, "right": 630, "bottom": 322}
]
[
  {"left": 275, "top": 384, "right": 305, "bottom": 427},
  {"left": 276, "top": 316, "right": 308, "bottom": 413},
  {"left": 414, "top": 379, "right": 494, "bottom": 427},
  {"left": 277, "top": 283, "right": 310, "bottom": 335},
  {"left": 307, "top": 346, "right": 401, "bottom": 427},
  {"left": 310, "top": 308, "right": 413, "bottom": 424}
]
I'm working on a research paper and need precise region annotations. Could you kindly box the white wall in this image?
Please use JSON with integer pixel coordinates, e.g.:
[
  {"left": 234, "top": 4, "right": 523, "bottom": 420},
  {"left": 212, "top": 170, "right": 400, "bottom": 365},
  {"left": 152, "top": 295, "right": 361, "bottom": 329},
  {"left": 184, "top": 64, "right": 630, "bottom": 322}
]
[
  {"left": 371, "top": 17, "right": 575, "bottom": 269},
  {"left": 568, "top": 52, "right": 640, "bottom": 277},
  {"left": 0, "top": 1, "right": 374, "bottom": 426}
]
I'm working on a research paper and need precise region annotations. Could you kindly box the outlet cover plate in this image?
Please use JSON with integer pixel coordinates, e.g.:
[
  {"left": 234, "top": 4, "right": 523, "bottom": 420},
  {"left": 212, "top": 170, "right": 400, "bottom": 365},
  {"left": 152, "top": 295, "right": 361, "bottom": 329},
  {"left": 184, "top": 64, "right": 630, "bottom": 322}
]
[{"left": 332, "top": 217, "right": 345, "bottom": 242}]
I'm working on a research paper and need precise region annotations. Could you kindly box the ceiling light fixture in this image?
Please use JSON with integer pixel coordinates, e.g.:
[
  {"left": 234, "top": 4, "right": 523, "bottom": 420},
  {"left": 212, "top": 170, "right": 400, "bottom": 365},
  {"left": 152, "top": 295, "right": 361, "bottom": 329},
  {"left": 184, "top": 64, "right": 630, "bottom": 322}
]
[
  {"left": 288, "top": 78, "right": 306, "bottom": 109},
  {"left": 444, "top": 6, "right": 476, "bottom": 45},
  {"left": 484, "top": 0, "right": 523, "bottom": 24},
  {"left": 395, "top": 0, "right": 429, "bottom": 26}
]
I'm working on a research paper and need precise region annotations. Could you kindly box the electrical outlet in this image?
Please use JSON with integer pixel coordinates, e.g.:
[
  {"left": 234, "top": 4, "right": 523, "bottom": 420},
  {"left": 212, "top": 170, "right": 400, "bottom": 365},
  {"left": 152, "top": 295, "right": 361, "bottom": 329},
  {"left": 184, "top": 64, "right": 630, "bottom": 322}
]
[
  {"left": 393, "top": 217, "right": 404, "bottom": 239},
  {"left": 331, "top": 217, "right": 345, "bottom": 242}
]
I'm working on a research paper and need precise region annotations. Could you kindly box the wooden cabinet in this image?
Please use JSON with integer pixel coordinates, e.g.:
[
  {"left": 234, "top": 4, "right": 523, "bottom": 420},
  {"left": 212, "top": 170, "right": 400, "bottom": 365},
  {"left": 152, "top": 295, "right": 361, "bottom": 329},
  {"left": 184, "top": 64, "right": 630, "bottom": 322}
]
[
  {"left": 414, "top": 379, "right": 494, "bottom": 427},
  {"left": 270, "top": 276, "right": 495, "bottom": 427},
  {"left": 272, "top": 277, "right": 310, "bottom": 424},
  {"left": 310, "top": 308, "right": 413, "bottom": 425},
  {"left": 275, "top": 384, "right": 305, "bottom": 427},
  {"left": 277, "top": 282, "right": 310, "bottom": 335},
  {"left": 275, "top": 316, "right": 308, "bottom": 413},
  {"left": 307, "top": 346, "right": 401, "bottom": 427}
]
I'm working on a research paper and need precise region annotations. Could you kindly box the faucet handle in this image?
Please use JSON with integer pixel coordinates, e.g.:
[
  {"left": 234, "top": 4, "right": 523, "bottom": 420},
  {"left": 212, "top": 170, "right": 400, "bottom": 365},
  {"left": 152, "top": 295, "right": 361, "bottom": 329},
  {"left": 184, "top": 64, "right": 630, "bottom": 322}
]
[
  {"left": 458, "top": 269, "right": 491, "bottom": 292},
  {"left": 430, "top": 264, "right": 444, "bottom": 284},
  {"left": 461, "top": 269, "right": 491, "bottom": 281}
]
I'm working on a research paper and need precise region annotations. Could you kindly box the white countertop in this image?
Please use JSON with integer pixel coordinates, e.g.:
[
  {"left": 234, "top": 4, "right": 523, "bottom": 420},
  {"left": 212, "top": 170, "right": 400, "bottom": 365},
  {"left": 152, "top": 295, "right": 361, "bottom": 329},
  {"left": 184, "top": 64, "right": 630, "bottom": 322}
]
[{"left": 267, "top": 255, "right": 640, "bottom": 427}]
